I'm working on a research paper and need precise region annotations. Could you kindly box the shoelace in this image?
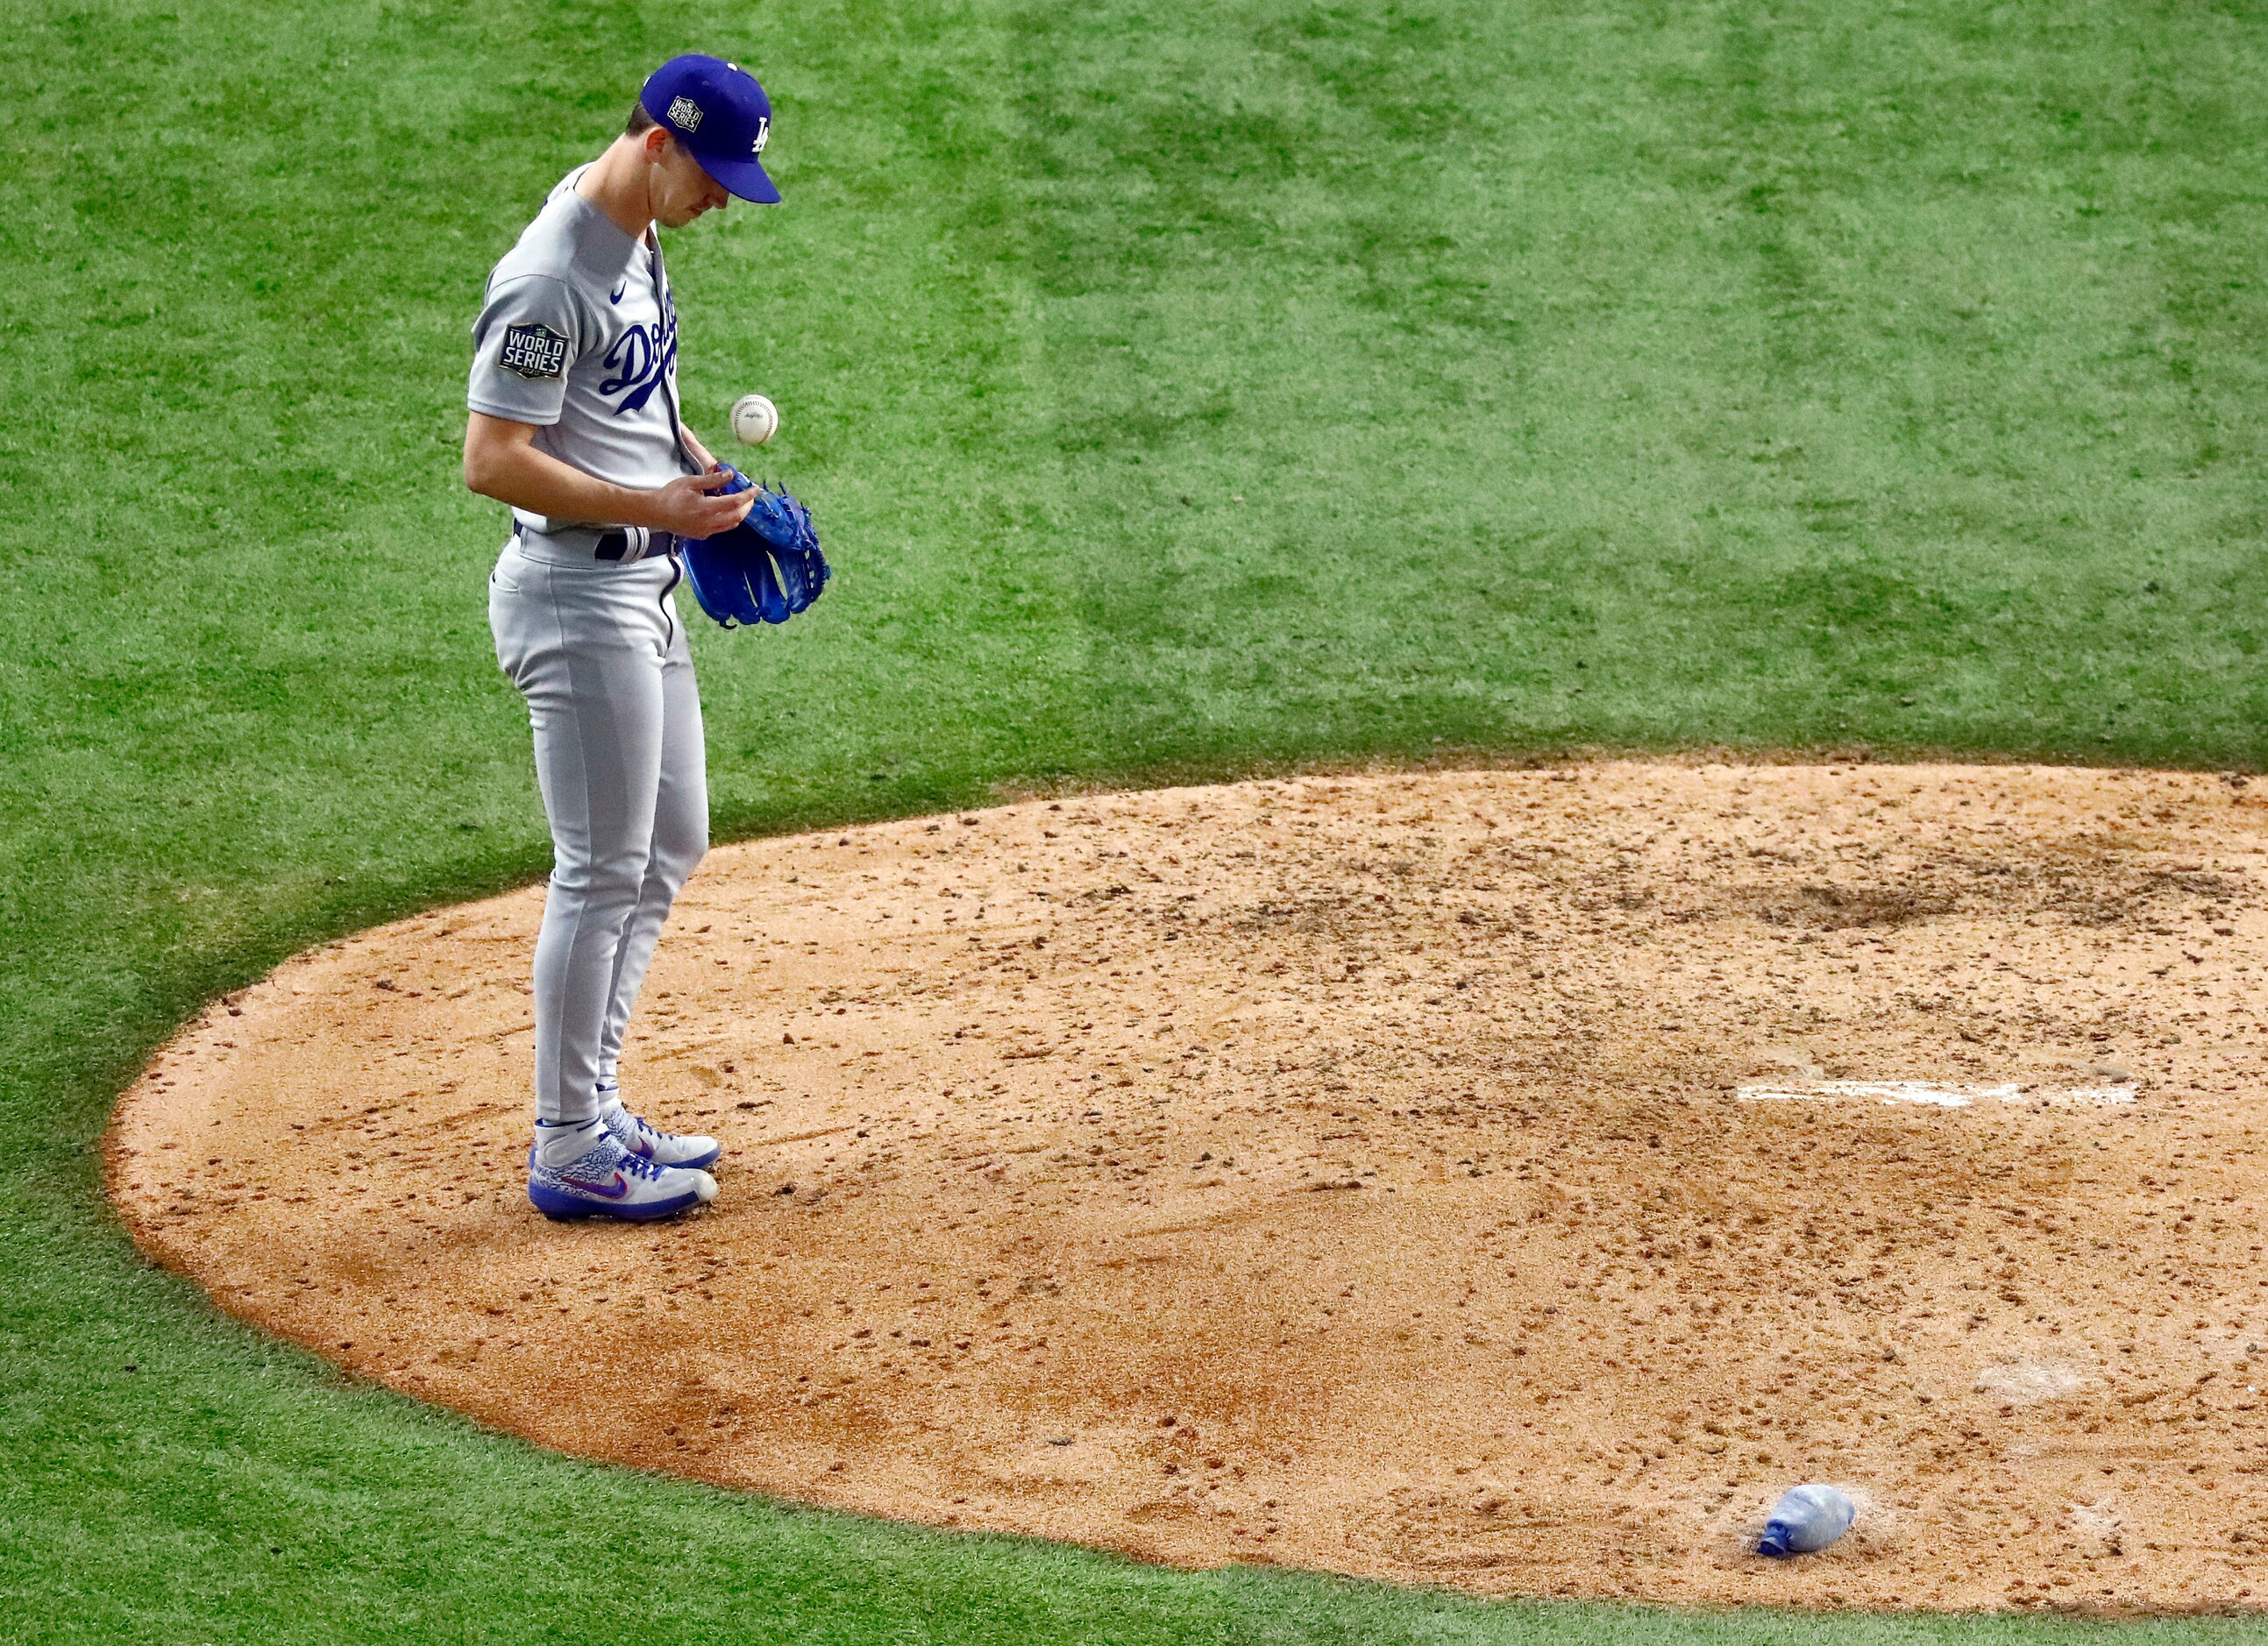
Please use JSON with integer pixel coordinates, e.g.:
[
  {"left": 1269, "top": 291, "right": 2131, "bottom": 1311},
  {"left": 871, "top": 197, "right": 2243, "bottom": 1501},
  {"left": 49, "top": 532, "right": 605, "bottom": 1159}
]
[{"left": 618, "top": 1151, "right": 670, "bottom": 1183}]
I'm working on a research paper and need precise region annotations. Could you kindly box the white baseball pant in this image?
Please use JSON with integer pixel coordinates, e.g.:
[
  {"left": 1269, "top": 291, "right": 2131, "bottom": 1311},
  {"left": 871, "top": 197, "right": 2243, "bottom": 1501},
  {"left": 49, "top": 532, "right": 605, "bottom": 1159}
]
[{"left": 487, "top": 531, "right": 709, "bottom": 1127}]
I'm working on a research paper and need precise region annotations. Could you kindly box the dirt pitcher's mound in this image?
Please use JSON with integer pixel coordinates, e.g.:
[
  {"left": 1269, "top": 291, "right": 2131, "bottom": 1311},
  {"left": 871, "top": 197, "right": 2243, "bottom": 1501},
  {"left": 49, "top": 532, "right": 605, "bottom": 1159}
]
[{"left": 109, "top": 763, "right": 2268, "bottom": 1613}]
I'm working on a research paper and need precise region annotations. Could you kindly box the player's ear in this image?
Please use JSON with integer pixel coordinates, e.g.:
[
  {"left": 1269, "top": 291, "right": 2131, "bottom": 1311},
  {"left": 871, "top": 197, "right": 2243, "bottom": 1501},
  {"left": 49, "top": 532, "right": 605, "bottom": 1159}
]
[{"left": 643, "top": 124, "right": 674, "bottom": 161}]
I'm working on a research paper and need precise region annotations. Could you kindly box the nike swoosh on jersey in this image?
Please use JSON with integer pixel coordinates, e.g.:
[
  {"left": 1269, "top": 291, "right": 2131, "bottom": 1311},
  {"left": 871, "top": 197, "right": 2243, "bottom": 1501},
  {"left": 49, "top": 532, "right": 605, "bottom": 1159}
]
[{"left": 609, "top": 282, "right": 626, "bottom": 304}]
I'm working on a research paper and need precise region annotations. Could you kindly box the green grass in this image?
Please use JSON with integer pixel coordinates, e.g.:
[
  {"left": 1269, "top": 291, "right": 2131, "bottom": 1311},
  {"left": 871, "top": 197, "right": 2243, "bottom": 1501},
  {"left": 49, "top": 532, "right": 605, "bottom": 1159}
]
[{"left": 4, "top": 0, "right": 2266, "bottom": 1638}]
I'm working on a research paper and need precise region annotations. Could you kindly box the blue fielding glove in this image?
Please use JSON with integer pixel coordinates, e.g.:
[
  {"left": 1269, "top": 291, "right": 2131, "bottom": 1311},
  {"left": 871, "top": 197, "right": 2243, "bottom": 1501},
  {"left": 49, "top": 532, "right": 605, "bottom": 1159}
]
[{"left": 679, "top": 466, "right": 831, "bottom": 629}]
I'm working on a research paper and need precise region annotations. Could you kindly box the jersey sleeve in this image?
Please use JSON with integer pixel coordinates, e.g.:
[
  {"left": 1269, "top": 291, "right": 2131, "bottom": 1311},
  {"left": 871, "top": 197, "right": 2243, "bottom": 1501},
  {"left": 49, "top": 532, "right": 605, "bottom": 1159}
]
[{"left": 467, "top": 274, "right": 581, "bottom": 425}]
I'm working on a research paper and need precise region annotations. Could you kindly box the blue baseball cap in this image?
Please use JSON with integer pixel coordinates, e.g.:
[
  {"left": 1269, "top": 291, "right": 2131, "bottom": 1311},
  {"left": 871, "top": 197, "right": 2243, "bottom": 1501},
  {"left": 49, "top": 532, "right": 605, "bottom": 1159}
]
[{"left": 639, "top": 54, "right": 780, "bottom": 204}]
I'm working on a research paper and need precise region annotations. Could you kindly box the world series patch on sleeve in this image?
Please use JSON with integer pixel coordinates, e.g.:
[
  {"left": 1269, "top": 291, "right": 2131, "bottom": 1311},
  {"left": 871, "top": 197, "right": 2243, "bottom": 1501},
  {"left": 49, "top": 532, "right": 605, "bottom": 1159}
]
[{"left": 500, "top": 323, "right": 569, "bottom": 380}]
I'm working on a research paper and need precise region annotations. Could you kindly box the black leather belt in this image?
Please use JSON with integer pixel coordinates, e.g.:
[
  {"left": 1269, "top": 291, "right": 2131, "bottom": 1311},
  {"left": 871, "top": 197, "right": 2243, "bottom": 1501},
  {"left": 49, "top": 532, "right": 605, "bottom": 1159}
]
[{"left": 594, "top": 529, "right": 678, "bottom": 562}]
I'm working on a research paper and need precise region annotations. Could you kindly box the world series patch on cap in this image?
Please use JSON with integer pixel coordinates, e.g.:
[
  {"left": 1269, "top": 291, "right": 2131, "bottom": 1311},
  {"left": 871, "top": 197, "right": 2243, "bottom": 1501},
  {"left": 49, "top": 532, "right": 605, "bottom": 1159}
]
[{"left": 639, "top": 54, "right": 780, "bottom": 204}]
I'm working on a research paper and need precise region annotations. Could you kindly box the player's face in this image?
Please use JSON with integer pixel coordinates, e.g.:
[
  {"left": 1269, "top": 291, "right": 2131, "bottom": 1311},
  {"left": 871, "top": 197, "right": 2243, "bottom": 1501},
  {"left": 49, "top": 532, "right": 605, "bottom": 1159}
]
[{"left": 651, "top": 134, "right": 731, "bottom": 227}]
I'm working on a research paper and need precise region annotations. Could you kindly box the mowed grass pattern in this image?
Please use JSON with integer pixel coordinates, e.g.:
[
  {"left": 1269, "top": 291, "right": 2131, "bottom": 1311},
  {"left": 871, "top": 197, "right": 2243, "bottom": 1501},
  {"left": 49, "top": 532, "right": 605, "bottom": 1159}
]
[{"left": 3, "top": 0, "right": 2264, "bottom": 1639}]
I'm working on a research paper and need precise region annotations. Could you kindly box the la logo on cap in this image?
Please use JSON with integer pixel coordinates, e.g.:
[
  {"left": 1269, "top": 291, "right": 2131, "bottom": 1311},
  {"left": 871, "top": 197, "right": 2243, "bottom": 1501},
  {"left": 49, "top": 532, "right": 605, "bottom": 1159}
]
[
  {"left": 666, "top": 95, "right": 703, "bottom": 131},
  {"left": 750, "top": 115, "right": 770, "bottom": 155}
]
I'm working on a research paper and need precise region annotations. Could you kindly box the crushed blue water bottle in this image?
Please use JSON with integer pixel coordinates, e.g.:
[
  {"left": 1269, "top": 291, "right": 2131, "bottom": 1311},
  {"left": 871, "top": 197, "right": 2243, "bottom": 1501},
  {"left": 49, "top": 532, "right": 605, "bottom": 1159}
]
[{"left": 1756, "top": 1484, "right": 1856, "bottom": 1557}]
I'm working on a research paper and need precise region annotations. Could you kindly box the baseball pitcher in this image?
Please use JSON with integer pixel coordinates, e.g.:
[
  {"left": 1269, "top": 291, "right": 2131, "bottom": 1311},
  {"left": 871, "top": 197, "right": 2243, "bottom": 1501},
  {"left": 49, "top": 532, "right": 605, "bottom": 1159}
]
[{"left": 465, "top": 55, "right": 778, "bottom": 1222}]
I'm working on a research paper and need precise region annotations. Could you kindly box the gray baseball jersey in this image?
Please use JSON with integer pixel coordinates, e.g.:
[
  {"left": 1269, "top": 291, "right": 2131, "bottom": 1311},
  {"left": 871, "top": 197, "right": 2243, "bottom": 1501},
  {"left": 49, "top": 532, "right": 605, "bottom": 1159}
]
[{"left": 469, "top": 165, "right": 698, "bottom": 547}]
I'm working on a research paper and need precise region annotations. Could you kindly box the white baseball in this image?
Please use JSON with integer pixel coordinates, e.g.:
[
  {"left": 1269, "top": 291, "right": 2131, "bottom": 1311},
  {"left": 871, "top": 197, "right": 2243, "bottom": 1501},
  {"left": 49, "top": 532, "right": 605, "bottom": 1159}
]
[{"left": 730, "top": 393, "right": 779, "bottom": 446}]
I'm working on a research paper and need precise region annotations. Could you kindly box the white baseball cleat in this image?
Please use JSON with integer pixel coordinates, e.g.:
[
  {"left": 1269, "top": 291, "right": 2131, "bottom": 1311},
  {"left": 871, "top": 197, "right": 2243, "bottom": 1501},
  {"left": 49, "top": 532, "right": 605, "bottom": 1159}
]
[
  {"left": 527, "top": 1131, "right": 717, "bottom": 1223},
  {"left": 597, "top": 1088, "right": 722, "bottom": 1171}
]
